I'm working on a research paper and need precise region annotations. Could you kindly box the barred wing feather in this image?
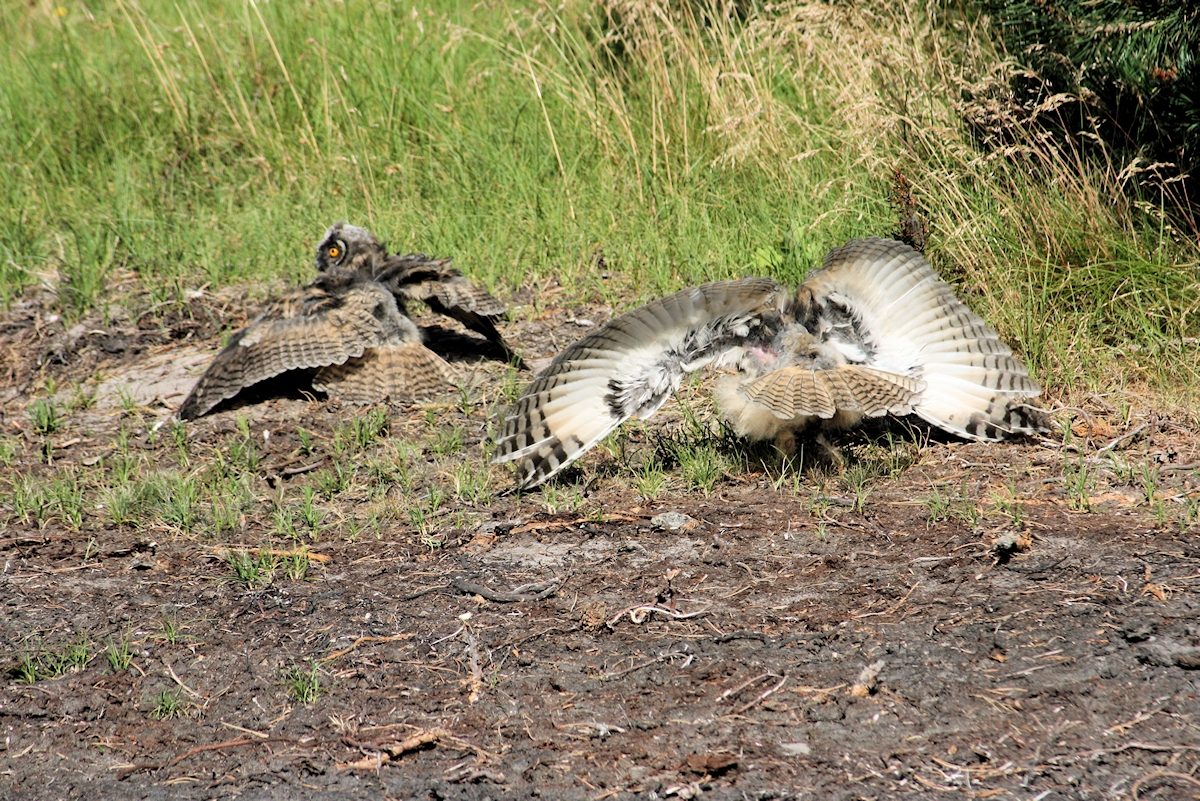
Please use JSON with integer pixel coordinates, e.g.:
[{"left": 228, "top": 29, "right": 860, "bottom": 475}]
[
  {"left": 494, "top": 278, "right": 787, "bottom": 489},
  {"left": 313, "top": 341, "right": 459, "bottom": 404},
  {"left": 178, "top": 284, "right": 397, "bottom": 420},
  {"left": 798, "top": 238, "right": 1046, "bottom": 440},
  {"left": 743, "top": 364, "right": 925, "bottom": 420}
]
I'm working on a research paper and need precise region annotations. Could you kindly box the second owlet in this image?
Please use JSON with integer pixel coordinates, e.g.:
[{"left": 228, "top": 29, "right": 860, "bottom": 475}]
[
  {"left": 314, "top": 222, "right": 522, "bottom": 366},
  {"left": 178, "top": 222, "right": 515, "bottom": 420}
]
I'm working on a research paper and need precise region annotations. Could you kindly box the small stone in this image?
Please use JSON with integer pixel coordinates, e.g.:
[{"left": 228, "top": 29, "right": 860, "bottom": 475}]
[
  {"left": 650, "top": 512, "right": 698, "bottom": 532},
  {"left": 779, "top": 742, "right": 811, "bottom": 757}
]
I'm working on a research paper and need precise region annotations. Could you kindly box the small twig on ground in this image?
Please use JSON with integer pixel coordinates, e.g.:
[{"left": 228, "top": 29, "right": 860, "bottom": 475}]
[
  {"left": 509, "top": 514, "right": 638, "bottom": 535},
  {"left": 733, "top": 673, "right": 788, "bottom": 714},
  {"left": 1131, "top": 770, "right": 1200, "bottom": 801},
  {"left": 600, "top": 650, "right": 693, "bottom": 681},
  {"left": 339, "top": 728, "right": 498, "bottom": 770},
  {"left": 717, "top": 672, "right": 779, "bottom": 703},
  {"left": 496, "top": 625, "right": 580, "bottom": 649},
  {"left": 445, "top": 764, "right": 506, "bottom": 784},
  {"left": 219, "top": 721, "right": 269, "bottom": 739},
  {"left": 460, "top": 614, "right": 484, "bottom": 705},
  {"left": 394, "top": 586, "right": 446, "bottom": 603},
  {"left": 606, "top": 604, "right": 710, "bottom": 629},
  {"left": 451, "top": 576, "right": 562, "bottom": 603},
  {"left": 163, "top": 661, "right": 202, "bottom": 698},
  {"left": 117, "top": 736, "right": 301, "bottom": 779},
  {"left": 1096, "top": 423, "right": 1150, "bottom": 454},
  {"left": 339, "top": 729, "right": 445, "bottom": 770},
  {"left": 322, "top": 633, "right": 414, "bottom": 663},
  {"left": 853, "top": 582, "right": 919, "bottom": 618},
  {"left": 281, "top": 461, "right": 324, "bottom": 477},
  {"left": 1048, "top": 742, "right": 1200, "bottom": 764},
  {"left": 1158, "top": 462, "right": 1200, "bottom": 473},
  {"left": 712, "top": 630, "right": 768, "bottom": 644}
]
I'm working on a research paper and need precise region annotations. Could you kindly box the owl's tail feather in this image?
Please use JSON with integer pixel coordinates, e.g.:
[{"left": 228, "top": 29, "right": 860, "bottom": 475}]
[{"left": 742, "top": 364, "right": 925, "bottom": 420}]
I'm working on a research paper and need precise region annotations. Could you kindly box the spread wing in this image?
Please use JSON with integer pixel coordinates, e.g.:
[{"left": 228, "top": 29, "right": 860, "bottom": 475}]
[
  {"left": 743, "top": 364, "right": 924, "bottom": 420},
  {"left": 375, "top": 253, "right": 516, "bottom": 360},
  {"left": 178, "top": 282, "right": 407, "bottom": 420},
  {"left": 313, "top": 342, "right": 460, "bottom": 404},
  {"left": 493, "top": 278, "right": 789, "bottom": 489},
  {"left": 794, "top": 238, "right": 1047, "bottom": 440}
]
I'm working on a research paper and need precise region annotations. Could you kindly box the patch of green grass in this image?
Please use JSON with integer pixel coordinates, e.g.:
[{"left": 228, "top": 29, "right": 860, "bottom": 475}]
[
  {"left": 352, "top": 409, "right": 389, "bottom": 450},
  {"left": 634, "top": 457, "right": 668, "bottom": 501},
  {"left": 298, "top": 485, "right": 323, "bottom": 533},
  {"left": 841, "top": 463, "right": 877, "bottom": 514},
  {"left": 540, "top": 482, "right": 585, "bottom": 515},
  {"left": 950, "top": 485, "right": 984, "bottom": 531},
  {"left": 315, "top": 463, "right": 352, "bottom": 500},
  {"left": 169, "top": 420, "right": 189, "bottom": 461},
  {"left": 226, "top": 550, "right": 277, "bottom": 589},
  {"left": 272, "top": 506, "right": 298, "bottom": 542},
  {"left": 1064, "top": 458, "right": 1093, "bottom": 512},
  {"left": 450, "top": 461, "right": 492, "bottom": 506},
  {"left": 49, "top": 472, "right": 85, "bottom": 530},
  {"left": 282, "top": 553, "right": 311, "bottom": 581},
  {"left": 0, "top": 438, "right": 19, "bottom": 467},
  {"left": 157, "top": 615, "right": 185, "bottom": 645},
  {"left": 68, "top": 382, "right": 99, "bottom": 412},
  {"left": 923, "top": 485, "right": 951, "bottom": 527},
  {"left": 283, "top": 660, "right": 323, "bottom": 705},
  {"left": 297, "top": 427, "right": 314, "bottom": 456},
  {"left": 150, "top": 688, "right": 186, "bottom": 720},
  {"left": 28, "top": 399, "right": 60, "bottom": 437},
  {"left": 675, "top": 442, "right": 729, "bottom": 497},
  {"left": 990, "top": 483, "right": 1026, "bottom": 528},
  {"left": 1138, "top": 462, "right": 1159, "bottom": 505},
  {"left": 9, "top": 474, "right": 50, "bottom": 525},
  {"left": 159, "top": 474, "right": 200, "bottom": 533},
  {"left": 105, "top": 633, "right": 134, "bottom": 673},
  {"left": 429, "top": 425, "right": 465, "bottom": 458},
  {"left": 99, "top": 482, "right": 138, "bottom": 528},
  {"left": 16, "top": 634, "right": 91, "bottom": 682}
]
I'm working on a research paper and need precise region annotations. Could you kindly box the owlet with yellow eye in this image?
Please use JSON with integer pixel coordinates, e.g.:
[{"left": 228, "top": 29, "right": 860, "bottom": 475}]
[
  {"left": 178, "top": 222, "right": 521, "bottom": 420},
  {"left": 315, "top": 222, "right": 521, "bottom": 366}
]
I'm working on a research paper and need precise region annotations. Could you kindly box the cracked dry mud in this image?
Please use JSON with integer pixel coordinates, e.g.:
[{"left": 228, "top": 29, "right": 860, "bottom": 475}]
[{"left": 1, "top": 292, "right": 1199, "bottom": 800}]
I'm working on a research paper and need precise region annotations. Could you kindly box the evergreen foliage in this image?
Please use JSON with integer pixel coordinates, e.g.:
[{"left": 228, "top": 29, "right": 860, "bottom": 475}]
[{"left": 980, "top": 0, "right": 1199, "bottom": 215}]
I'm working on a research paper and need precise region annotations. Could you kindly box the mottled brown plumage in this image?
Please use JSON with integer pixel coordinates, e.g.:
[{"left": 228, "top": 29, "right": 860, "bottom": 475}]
[
  {"left": 177, "top": 268, "right": 457, "bottom": 420},
  {"left": 313, "top": 341, "right": 460, "bottom": 405},
  {"left": 315, "top": 222, "right": 521, "bottom": 365}
]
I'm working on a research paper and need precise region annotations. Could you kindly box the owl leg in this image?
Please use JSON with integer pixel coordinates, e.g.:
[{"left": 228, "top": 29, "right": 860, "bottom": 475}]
[
  {"left": 814, "top": 431, "right": 846, "bottom": 470},
  {"left": 773, "top": 429, "right": 796, "bottom": 459}
]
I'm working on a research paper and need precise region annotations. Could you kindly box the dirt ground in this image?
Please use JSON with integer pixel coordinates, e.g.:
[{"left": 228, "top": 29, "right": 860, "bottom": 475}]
[{"left": 2, "top": 287, "right": 1199, "bottom": 800}]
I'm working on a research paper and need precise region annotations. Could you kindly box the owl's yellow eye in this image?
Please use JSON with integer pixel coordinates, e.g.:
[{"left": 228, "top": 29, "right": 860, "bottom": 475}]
[{"left": 328, "top": 246, "right": 340, "bottom": 258}]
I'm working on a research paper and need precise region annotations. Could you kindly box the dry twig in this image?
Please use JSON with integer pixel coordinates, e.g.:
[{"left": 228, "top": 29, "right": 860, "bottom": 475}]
[{"left": 452, "top": 576, "right": 562, "bottom": 602}]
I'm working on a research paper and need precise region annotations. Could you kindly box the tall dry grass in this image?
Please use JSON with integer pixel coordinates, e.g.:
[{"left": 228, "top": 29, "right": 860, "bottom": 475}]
[{"left": 0, "top": 0, "right": 1196, "bottom": 407}]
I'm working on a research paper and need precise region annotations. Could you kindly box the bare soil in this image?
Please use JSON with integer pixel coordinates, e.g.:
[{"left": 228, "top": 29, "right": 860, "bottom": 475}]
[{"left": 2, "top": 290, "right": 1199, "bottom": 800}]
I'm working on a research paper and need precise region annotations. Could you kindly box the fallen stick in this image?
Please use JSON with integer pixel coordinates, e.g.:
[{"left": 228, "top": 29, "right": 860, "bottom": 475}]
[
  {"left": 117, "top": 736, "right": 300, "bottom": 779},
  {"left": 451, "top": 576, "right": 561, "bottom": 603},
  {"left": 339, "top": 729, "right": 445, "bottom": 770},
  {"left": 606, "top": 604, "right": 710, "bottom": 629},
  {"left": 733, "top": 674, "right": 788, "bottom": 714},
  {"left": 322, "top": 633, "right": 414, "bottom": 663}
]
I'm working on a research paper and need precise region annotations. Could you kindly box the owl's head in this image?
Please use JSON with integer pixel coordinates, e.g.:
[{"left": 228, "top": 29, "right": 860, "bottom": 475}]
[{"left": 315, "top": 221, "right": 386, "bottom": 273}]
